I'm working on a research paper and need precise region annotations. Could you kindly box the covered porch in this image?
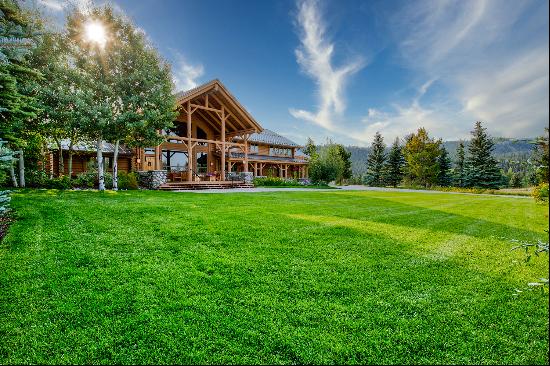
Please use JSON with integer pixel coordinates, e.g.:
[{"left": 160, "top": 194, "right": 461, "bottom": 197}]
[{"left": 136, "top": 80, "right": 262, "bottom": 182}]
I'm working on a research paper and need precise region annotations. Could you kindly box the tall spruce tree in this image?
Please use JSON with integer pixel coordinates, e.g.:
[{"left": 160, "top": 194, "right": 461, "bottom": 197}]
[
  {"left": 384, "top": 137, "right": 404, "bottom": 187},
  {"left": 437, "top": 146, "right": 452, "bottom": 186},
  {"left": 463, "top": 121, "right": 502, "bottom": 189},
  {"left": 364, "top": 132, "right": 386, "bottom": 186},
  {"left": 453, "top": 141, "right": 466, "bottom": 187},
  {"left": 335, "top": 144, "right": 352, "bottom": 184}
]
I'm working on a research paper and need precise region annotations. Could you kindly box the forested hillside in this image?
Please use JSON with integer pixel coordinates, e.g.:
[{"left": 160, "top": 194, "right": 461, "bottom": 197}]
[{"left": 347, "top": 138, "right": 536, "bottom": 176}]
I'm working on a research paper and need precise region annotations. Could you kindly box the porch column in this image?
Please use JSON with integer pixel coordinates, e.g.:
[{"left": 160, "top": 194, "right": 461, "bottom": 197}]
[
  {"left": 221, "top": 106, "right": 226, "bottom": 181},
  {"left": 154, "top": 145, "right": 161, "bottom": 170},
  {"left": 187, "top": 101, "right": 193, "bottom": 182},
  {"left": 254, "top": 162, "right": 258, "bottom": 177},
  {"left": 243, "top": 135, "right": 248, "bottom": 172}
]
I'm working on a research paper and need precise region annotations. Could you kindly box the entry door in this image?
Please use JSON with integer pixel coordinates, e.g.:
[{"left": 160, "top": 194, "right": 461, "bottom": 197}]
[{"left": 144, "top": 155, "right": 156, "bottom": 170}]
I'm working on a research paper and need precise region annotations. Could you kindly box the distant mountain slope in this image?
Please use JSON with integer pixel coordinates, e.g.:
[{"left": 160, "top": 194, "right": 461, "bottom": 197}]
[{"left": 347, "top": 138, "right": 536, "bottom": 176}]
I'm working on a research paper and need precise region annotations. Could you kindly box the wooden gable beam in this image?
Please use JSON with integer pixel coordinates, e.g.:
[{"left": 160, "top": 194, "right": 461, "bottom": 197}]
[
  {"left": 194, "top": 109, "right": 222, "bottom": 134},
  {"left": 209, "top": 93, "right": 249, "bottom": 131}
]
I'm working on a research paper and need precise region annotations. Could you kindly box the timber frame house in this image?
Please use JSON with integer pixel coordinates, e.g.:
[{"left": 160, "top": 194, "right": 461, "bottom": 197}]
[{"left": 49, "top": 79, "right": 309, "bottom": 183}]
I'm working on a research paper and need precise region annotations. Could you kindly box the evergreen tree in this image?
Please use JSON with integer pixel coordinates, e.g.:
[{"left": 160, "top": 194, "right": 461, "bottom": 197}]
[
  {"left": 383, "top": 137, "right": 404, "bottom": 187},
  {"left": 463, "top": 121, "right": 502, "bottom": 189},
  {"left": 437, "top": 146, "right": 452, "bottom": 186},
  {"left": 304, "top": 137, "right": 317, "bottom": 157},
  {"left": 453, "top": 141, "right": 466, "bottom": 187},
  {"left": 364, "top": 132, "right": 386, "bottom": 186},
  {"left": 533, "top": 127, "right": 549, "bottom": 184},
  {"left": 335, "top": 144, "right": 352, "bottom": 184},
  {"left": 402, "top": 127, "right": 441, "bottom": 187}
]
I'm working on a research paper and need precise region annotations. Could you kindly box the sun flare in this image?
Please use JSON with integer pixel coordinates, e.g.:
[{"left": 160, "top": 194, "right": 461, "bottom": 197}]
[{"left": 84, "top": 21, "right": 107, "bottom": 48}]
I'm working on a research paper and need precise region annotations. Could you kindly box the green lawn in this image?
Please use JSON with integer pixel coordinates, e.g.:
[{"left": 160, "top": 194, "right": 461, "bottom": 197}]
[{"left": 1, "top": 190, "right": 548, "bottom": 364}]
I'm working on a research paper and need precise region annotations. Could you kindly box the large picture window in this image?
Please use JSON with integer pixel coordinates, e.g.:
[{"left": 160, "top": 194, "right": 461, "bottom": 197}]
[{"left": 162, "top": 150, "right": 188, "bottom": 171}]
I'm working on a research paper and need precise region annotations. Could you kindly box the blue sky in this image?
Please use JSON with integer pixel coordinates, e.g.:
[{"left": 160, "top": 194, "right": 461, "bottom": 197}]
[{"left": 35, "top": 0, "right": 549, "bottom": 146}]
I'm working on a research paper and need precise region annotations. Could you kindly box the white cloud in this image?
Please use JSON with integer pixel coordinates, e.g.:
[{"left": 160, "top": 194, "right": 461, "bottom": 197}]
[
  {"left": 38, "top": 0, "right": 65, "bottom": 11},
  {"left": 38, "top": 0, "right": 92, "bottom": 12},
  {"left": 289, "top": 0, "right": 365, "bottom": 131},
  {"left": 353, "top": 81, "right": 468, "bottom": 146},
  {"left": 391, "top": 0, "right": 549, "bottom": 138},
  {"left": 172, "top": 53, "right": 205, "bottom": 92}
]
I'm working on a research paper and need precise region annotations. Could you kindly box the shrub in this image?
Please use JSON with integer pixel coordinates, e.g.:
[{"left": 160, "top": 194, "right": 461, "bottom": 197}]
[
  {"left": 26, "top": 170, "right": 49, "bottom": 188},
  {"left": 532, "top": 183, "right": 549, "bottom": 203},
  {"left": 253, "top": 177, "right": 302, "bottom": 187},
  {"left": 45, "top": 176, "right": 72, "bottom": 190},
  {"left": 117, "top": 172, "right": 139, "bottom": 190},
  {"left": 73, "top": 171, "right": 97, "bottom": 188},
  {"left": 0, "top": 170, "right": 7, "bottom": 187}
]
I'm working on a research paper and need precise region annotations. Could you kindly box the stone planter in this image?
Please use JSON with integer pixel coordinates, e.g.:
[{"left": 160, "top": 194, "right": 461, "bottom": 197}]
[{"left": 137, "top": 170, "right": 167, "bottom": 189}]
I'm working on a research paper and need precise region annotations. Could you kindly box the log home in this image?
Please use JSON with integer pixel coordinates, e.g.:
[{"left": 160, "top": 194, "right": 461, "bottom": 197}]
[{"left": 49, "top": 80, "right": 309, "bottom": 188}]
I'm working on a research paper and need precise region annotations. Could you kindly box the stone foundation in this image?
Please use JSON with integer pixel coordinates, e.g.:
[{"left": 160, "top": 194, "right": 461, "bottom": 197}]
[{"left": 137, "top": 170, "right": 167, "bottom": 189}]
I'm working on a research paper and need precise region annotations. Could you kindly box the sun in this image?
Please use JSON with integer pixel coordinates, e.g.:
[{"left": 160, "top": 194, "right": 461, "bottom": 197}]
[{"left": 84, "top": 21, "right": 107, "bottom": 48}]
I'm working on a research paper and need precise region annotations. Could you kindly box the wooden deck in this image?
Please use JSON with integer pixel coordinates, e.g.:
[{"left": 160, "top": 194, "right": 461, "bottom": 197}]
[{"left": 158, "top": 180, "right": 254, "bottom": 191}]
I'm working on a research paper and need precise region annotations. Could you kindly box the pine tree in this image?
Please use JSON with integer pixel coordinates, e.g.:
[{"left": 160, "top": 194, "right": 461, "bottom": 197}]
[
  {"left": 463, "top": 121, "right": 502, "bottom": 189},
  {"left": 304, "top": 137, "right": 317, "bottom": 157},
  {"left": 453, "top": 141, "right": 466, "bottom": 187},
  {"left": 383, "top": 137, "right": 404, "bottom": 187},
  {"left": 437, "top": 146, "right": 452, "bottom": 186},
  {"left": 335, "top": 144, "right": 352, "bottom": 184},
  {"left": 364, "top": 132, "right": 386, "bottom": 186}
]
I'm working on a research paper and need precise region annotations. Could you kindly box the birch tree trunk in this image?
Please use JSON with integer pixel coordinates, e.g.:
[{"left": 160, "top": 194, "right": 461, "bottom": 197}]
[
  {"left": 56, "top": 141, "right": 64, "bottom": 177},
  {"left": 97, "top": 138, "right": 105, "bottom": 191},
  {"left": 18, "top": 151, "right": 25, "bottom": 188},
  {"left": 9, "top": 160, "right": 18, "bottom": 188},
  {"left": 68, "top": 141, "right": 74, "bottom": 180},
  {"left": 112, "top": 140, "right": 119, "bottom": 190}
]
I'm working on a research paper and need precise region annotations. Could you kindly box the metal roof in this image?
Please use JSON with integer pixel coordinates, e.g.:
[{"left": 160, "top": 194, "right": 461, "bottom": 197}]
[
  {"left": 174, "top": 80, "right": 216, "bottom": 100},
  {"left": 51, "top": 139, "right": 133, "bottom": 155},
  {"left": 245, "top": 129, "right": 301, "bottom": 148}
]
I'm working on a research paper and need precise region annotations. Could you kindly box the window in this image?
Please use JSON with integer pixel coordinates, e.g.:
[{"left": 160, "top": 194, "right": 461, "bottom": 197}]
[
  {"left": 197, "top": 127, "right": 207, "bottom": 146},
  {"left": 269, "top": 147, "right": 292, "bottom": 156},
  {"left": 162, "top": 150, "right": 188, "bottom": 171},
  {"left": 163, "top": 122, "right": 187, "bottom": 143},
  {"left": 144, "top": 147, "right": 155, "bottom": 155},
  {"left": 249, "top": 144, "right": 259, "bottom": 153},
  {"left": 196, "top": 152, "right": 208, "bottom": 174}
]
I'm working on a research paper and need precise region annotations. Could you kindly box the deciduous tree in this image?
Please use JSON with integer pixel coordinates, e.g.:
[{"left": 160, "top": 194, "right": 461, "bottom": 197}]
[{"left": 402, "top": 128, "right": 441, "bottom": 187}]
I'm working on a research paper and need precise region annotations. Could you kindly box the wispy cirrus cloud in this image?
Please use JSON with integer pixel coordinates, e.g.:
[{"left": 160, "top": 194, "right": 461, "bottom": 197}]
[
  {"left": 388, "top": 0, "right": 549, "bottom": 139},
  {"left": 172, "top": 52, "right": 205, "bottom": 92},
  {"left": 289, "top": 0, "right": 365, "bottom": 131}
]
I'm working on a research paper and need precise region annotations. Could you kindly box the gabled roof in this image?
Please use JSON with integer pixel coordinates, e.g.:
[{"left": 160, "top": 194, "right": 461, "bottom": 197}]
[
  {"left": 247, "top": 129, "right": 302, "bottom": 148},
  {"left": 174, "top": 79, "right": 263, "bottom": 134}
]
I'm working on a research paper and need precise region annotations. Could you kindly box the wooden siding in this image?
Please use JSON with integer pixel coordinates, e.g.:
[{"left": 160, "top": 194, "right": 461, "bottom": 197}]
[{"left": 50, "top": 152, "right": 132, "bottom": 177}]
